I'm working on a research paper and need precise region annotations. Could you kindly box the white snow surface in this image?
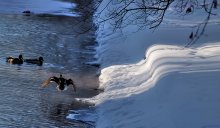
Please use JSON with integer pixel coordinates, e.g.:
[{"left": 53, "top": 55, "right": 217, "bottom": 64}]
[
  {"left": 94, "top": 43, "right": 220, "bottom": 128},
  {"left": 89, "top": 1, "right": 220, "bottom": 128}
]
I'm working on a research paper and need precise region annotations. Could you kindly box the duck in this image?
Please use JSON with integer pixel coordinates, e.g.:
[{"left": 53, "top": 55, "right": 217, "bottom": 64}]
[
  {"left": 24, "top": 56, "right": 44, "bottom": 66},
  {"left": 41, "top": 74, "right": 76, "bottom": 91},
  {"left": 22, "top": 10, "right": 32, "bottom": 16},
  {"left": 22, "top": 10, "right": 31, "bottom": 14},
  {"left": 6, "top": 54, "right": 23, "bottom": 64}
]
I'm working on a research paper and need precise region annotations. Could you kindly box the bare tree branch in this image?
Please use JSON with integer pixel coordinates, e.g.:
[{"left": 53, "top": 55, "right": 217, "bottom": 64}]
[
  {"left": 94, "top": 0, "right": 219, "bottom": 46},
  {"left": 186, "top": 0, "right": 217, "bottom": 47}
]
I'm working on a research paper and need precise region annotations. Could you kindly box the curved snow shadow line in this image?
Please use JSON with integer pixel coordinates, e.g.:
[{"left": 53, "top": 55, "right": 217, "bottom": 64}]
[{"left": 95, "top": 42, "right": 220, "bottom": 102}]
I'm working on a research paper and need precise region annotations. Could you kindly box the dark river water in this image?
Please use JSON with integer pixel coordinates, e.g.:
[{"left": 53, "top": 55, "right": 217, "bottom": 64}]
[{"left": 0, "top": 0, "right": 98, "bottom": 127}]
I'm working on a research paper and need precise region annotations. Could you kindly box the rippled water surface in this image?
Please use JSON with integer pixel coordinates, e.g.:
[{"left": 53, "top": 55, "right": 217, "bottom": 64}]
[{"left": 0, "top": 1, "right": 98, "bottom": 128}]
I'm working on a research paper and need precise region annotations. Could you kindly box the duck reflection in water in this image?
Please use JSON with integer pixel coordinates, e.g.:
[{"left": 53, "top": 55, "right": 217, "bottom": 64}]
[{"left": 42, "top": 74, "right": 76, "bottom": 92}]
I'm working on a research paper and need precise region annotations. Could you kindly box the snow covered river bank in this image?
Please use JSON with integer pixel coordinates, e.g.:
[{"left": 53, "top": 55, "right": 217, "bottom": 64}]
[{"left": 90, "top": 0, "right": 220, "bottom": 127}]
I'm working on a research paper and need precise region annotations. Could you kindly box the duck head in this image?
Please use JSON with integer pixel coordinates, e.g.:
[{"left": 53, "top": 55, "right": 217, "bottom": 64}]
[
  {"left": 39, "top": 56, "right": 44, "bottom": 62},
  {"left": 19, "top": 54, "right": 23, "bottom": 60},
  {"left": 39, "top": 56, "right": 44, "bottom": 65}
]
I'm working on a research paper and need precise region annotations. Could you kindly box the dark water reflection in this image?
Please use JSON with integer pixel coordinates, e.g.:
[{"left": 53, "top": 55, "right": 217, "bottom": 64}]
[{"left": 0, "top": 8, "right": 98, "bottom": 128}]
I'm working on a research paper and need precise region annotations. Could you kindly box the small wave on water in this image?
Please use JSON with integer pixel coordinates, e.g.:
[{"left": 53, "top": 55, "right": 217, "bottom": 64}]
[{"left": 67, "top": 107, "right": 97, "bottom": 127}]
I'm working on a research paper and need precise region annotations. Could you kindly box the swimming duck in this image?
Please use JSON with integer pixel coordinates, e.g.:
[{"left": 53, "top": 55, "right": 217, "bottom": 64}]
[
  {"left": 42, "top": 74, "right": 76, "bottom": 91},
  {"left": 6, "top": 54, "right": 23, "bottom": 64},
  {"left": 22, "top": 10, "right": 32, "bottom": 16},
  {"left": 24, "top": 56, "right": 44, "bottom": 66},
  {"left": 23, "top": 10, "right": 31, "bottom": 14}
]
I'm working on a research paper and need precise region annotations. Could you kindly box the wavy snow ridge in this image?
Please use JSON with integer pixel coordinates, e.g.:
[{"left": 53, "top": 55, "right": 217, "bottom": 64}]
[
  {"left": 93, "top": 43, "right": 220, "bottom": 103},
  {"left": 91, "top": 43, "right": 220, "bottom": 128}
]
